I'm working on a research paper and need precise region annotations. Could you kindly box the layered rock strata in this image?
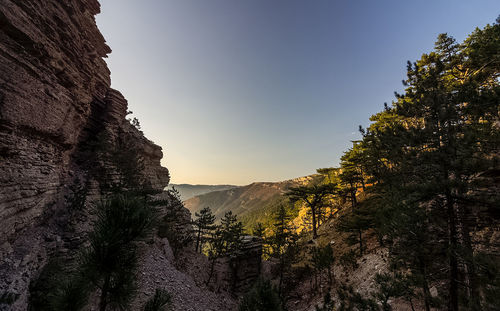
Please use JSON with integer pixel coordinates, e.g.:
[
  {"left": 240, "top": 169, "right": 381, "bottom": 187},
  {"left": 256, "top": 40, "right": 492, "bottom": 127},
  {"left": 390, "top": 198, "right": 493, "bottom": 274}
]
[{"left": 0, "top": 0, "right": 168, "bottom": 308}]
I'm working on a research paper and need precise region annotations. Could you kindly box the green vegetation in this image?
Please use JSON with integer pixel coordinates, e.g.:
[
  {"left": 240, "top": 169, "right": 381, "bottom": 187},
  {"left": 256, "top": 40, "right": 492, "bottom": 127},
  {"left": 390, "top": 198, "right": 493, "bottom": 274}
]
[
  {"left": 240, "top": 195, "right": 293, "bottom": 232},
  {"left": 347, "top": 20, "right": 500, "bottom": 311},
  {"left": 158, "top": 188, "right": 193, "bottom": 255},
  {"left": 338, "top": 249, "right": 358, "bottom": 271},
  {"left": 143, "top": 289, "right": 172, "bottom": 311},
  {"left": 0, "top": 291, "right": 19, "bottom": 306},
  {"left": 27, "top": 127, "right": 182, "bottom": 311},
  {"left": 249, "top": 18, "right": 499, "bottom": 311},
  {"left": 372, "top": 272, "right": 417, "bottom": 311},
  {"left": 321, "top": 18, "right": 500, "bottom": 311},
  {"left": 238, "top": 278, "right": 283, "bottom": 311},
  {"left": 315, "top": 292, "right": 335, "bottom": 311},
  {"left": 286, "top": 184, "right": 336, "bottom": 238},
  {"left": 336, "top": 283, "right": 378, "bottom": 311},
  {"left": 310, "top": 244, "right": 335, "bottom": 288},
  {"left": 183, "top": 178, "right": 320, "bottom": 233},
  {"left": 266, "top": 204, "right": 299, "bottom": 299},
  {"left": 337, "top": 204, "right": 374, "bottom": 256},
  {"left": 25, "top": 16, "right": 498, "bottom": 311},
  {"left": 252, "top": 222, "right": 266, "bottom": 239},
  {"left": 206, "top": 211, "right": 245, "bottom": 286},
  {"left": 29, "top": 194, "right": 163, "bottom": 311},
  {"left": 82, "top": 195, "right": 160, "bottom": 311},
  {"left": 193, "top": 206, "right": 216, "bottom": 253}
]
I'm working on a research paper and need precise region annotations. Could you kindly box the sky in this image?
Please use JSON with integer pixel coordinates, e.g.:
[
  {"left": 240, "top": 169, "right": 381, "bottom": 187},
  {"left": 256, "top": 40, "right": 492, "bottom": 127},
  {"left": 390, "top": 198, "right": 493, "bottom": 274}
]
[{"left": 96, "top": 0, "right": 499, "bottom": 185}]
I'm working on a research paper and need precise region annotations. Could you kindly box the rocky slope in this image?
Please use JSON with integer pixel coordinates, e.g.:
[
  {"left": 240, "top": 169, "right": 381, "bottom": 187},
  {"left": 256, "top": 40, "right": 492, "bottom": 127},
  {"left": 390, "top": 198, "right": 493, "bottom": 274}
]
[{"left": 0, "top": 0, "right": 168, "bottom": 308}]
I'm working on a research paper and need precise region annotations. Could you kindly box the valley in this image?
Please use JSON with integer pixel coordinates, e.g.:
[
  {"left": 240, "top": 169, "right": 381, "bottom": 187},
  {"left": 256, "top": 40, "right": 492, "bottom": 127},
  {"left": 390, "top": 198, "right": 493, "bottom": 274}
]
[
  {"left": 167, "top": 184, "right": 237, "bottom": 201},
  {"left": 184, "top": 176, "right": 319, "bottom": 230}
]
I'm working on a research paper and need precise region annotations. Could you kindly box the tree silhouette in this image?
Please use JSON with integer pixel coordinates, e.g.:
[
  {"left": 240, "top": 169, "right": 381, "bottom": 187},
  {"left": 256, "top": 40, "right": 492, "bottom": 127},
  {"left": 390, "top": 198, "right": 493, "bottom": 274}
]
[
  {"left": 206, "top": 211, "right": 244, "bottom": 286},
  {"left": 81, "top": 194, "right": 160, "bottom": 311},
  {"left": 143, "top": 289, "right": 172, "bottom": 311},
  {"left": 356, "top": 19, "right": 500, "bottom": 310},
  {"left": 239, "top": 278, "right": 283, "bottom": 311},
  {"left": 193, "top": 206, "right": 216, "bottom": 253},
  {"left": 268, "top": 204, "right": 298, "bottom": 298}
]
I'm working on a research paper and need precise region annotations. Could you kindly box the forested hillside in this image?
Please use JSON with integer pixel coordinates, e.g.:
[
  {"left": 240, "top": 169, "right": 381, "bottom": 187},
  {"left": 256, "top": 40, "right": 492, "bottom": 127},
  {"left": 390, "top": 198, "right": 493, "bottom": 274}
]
[
  {"left": 184, "top": 176, "right": 320, "bottom": 230},
  {"left": 227, "top": 20, "right": 500, "bottom": 311},
  {"left": 167, "top": 184, "right": 236, "bottom": 200}
]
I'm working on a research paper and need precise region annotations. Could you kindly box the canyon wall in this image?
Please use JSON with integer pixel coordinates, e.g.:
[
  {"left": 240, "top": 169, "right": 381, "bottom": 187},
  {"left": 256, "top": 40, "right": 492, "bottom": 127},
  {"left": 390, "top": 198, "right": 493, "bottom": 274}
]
[
  {"left": 0, "top": 0, "right": 169, "bottom": 307},
  {"left": 0, "top": 0, "right": 170, "bottom": 245}
]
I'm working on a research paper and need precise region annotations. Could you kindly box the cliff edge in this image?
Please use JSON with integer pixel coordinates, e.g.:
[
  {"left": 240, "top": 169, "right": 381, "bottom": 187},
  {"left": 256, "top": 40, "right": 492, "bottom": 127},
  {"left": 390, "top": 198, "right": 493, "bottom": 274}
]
[{"left": 0, "top": 0, "right": 169, "bottom": 307}]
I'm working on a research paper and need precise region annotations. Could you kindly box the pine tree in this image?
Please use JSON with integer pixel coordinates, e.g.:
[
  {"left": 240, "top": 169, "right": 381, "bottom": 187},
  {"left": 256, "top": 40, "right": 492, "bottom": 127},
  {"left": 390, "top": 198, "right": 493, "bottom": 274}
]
[
  {"left": 339, "top": 142, "right": 367, "bottom": 206},
  {"left": 193, "top": 206, "right": 216, "bottom": 253},
  {"left": 286, "top": 184, "right": 336, "bottom": 238},
  {"left": 143, "top": 289, "right": 171, "bottom": 311},
  {"left": 219, "top": 211, "right": 244, "bottom": 255},
  {"left": 358, "top": 19, "right": 500, "bottom": 311},
  {"left": 239, "top": 278, "right": 283, "bottom": 311},
  {"left": 311, "top": 244, "right": 335, "bottom": 290},
  {"left": 268, "top": 204, "right": 298, "bottom": 298},
  {"left": 337, "top": 204, "right": 374, "bottom": 256},
  {"left": 157, "top": 188, "right": 193, "bottom": 255},
  {"left": 315, "top": 292, "right": 335, "bottom": 311},
  {"left": 81, "top": 194, "right": 160, "bottom": 311},
  {"left": 206, "top": 211, "right": 244, "bottom": 286},
  {"left": 392, "top": 28, "right": 498, "bottom": 311},
  {"left": 252, "top": 222, "right": 266, "bottom": 239}
]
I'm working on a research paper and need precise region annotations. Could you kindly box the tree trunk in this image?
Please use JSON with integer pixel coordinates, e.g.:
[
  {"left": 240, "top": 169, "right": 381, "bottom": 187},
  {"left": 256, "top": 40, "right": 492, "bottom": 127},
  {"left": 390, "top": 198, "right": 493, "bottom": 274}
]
[
  {"left": 409, "top": 297, "right": 416, "bottom": 311},
  {"left": 312, "top": 205, "right": 318, "bottom": 239},
  {"left": 350, "top": 182, "right": 357, "bottom": 208},
  {"left": 278, "top": 255, "right": 284, "bottom": 297},
  {"left": 314, "top": 270, "right": 318, "bottom": 291},
  {"left": 327, "top": 266, "right": 333, "bottom": 285},
  {"left": 196, "top": 228, "right": 201, "bottom": 253},
  {"left": 206, "top": 258, "right": 216, "bottom": 286},
  {"left": 99, "top": 275, "right": 110, "bottom": 311},
  {"left": 420, "top": 262, "right": 431, "bottom": 311},
  {"left": 361, "top": 169, "right": 366, "bottom": 191},
  {"left": 446, "top": 193, "right": 459, "bottom": 311},
  {"left": 358, "top": 229, "right": 363, "bottom": 256},
  {"left": 459, "top": 204, "right": 480, "bottom": 310}
]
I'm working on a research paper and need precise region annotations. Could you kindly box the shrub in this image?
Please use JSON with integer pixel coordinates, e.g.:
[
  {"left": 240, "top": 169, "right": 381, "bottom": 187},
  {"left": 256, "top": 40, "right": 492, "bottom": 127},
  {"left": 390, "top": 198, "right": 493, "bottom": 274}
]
[
  {"left": 143, "top": 289, "right": 172, "bottom": 311},
  {"left": 0, "top": 291, "right": 19, "bottom": 306},
  {"left": 339, "top": 250, "right": 359, "bottom": 271},
  {"left": 239, "top": 278, "right": 283, "bottom": 311}
]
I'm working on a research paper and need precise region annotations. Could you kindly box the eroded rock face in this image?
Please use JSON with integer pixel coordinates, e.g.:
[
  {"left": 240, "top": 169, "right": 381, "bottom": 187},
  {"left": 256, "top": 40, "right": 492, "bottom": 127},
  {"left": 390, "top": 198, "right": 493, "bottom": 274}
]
[
  {"left": 0, "top": 0, "right": 168, "bottom": 308},
  {"left": 232, "top": 236, "right": 263, "bottom": 294},
  {"left": 211, "top": 236, "right": 263, "bottom": 295}
]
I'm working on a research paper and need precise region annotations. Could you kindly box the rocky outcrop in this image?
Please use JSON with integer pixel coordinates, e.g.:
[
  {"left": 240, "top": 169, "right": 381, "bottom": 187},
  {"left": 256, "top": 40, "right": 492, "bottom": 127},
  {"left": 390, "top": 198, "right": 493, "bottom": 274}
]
[
  {"left": 231, "top": 236, "right": 263, "bottom": 294},
  {"left": 209, "top": 236, "right": 263, "bottom": 296},
  {"left": 0, "top": 0, "right": 168, "bottom": 308}
]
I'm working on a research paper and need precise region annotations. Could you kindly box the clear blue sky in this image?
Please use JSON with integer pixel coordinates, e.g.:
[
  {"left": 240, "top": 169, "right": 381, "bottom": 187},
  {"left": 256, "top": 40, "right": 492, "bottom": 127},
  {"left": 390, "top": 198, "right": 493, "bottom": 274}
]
[{"left": 96, "top": 0, "right": 499, "bottom": 185}]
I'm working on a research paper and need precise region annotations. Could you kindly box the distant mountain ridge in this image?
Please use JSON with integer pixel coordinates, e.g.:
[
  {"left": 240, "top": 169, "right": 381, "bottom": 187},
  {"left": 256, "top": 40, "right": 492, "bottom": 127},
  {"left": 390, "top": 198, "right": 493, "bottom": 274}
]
[
  {"left": 183, "top": 176, "right": 320, "bottom": 229},
  {"left": 167, "top": 184, "right": 237, "bottom": 201}
]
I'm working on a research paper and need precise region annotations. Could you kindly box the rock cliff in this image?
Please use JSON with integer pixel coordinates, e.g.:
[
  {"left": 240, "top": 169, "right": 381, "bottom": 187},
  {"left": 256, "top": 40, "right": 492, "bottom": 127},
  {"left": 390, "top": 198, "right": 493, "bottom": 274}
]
[{"left": 0, "top": 0, "right": 168, "bottom": 307}]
